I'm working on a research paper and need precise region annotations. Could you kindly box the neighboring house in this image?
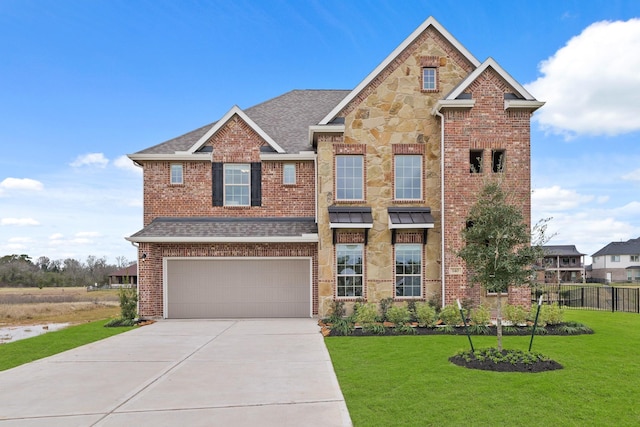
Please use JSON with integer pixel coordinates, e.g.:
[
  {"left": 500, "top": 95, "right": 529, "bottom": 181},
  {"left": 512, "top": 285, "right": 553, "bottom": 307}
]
[
  {"left": 108, "top": 263, "right": 138, "bottom": 287},
  {"left": 537, "top": 246, "right": 586, "bottom": 284},
  {"left": 591, "top": 237, "right": 640, "bottom": 283},
  {"left": 127, "top": 16, "right": 543, "bottom": 319}
]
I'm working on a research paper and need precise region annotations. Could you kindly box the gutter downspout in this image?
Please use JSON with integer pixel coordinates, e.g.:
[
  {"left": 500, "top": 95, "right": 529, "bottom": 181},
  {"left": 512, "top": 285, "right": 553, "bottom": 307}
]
[
  {"left": 130, "top": 241, "right": 140, "bottom": 316},
  {"left": 434, "top": 109, "right": 446, "bottom": 308}
]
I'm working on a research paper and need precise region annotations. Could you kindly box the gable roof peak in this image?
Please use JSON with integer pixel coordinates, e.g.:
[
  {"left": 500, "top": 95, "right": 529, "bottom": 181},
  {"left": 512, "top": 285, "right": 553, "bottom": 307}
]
[
  {"left": 319, "top": 16, "right": 481, "bottom": 125},
  {"left": 185, "top": 105, "right": 285, "bottom": 154}
]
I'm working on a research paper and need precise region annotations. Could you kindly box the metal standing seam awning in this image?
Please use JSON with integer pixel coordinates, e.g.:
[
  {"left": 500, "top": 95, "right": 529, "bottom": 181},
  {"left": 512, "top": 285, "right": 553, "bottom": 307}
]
[
  {"left": 328, "top": 206, "right": 373, "bottom": 245},
  {"left": 387, "top": 207, "right": 435, "bottom": 245}
]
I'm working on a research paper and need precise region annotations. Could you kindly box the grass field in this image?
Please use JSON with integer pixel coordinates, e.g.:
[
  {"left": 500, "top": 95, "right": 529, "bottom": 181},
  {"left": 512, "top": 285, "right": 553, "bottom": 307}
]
[
  {"left": 325, "top": 310, "right": 640, "bottom": 427},
  {"left": 0, "top": 319, "right": 135, "bottom": 371},
  {"left": 0, "top": 287, "right": 120, "bottom": 326}
]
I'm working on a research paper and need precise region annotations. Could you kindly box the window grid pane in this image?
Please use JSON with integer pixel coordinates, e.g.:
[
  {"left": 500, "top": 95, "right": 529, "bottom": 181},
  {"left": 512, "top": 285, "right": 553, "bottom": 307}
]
[
  {"left": 336, "top": 156, "right": 363, "bottom": 200},
  {"left": 395, "top": 244, "right": 422, "bottom": 297},
  {"left": 395, "top": 155, "right": 421, "bottom": 200},
  {"left": 170, "top": 164, "right": 183, "bottom": 184},
  {"left": 283, "top": 164, "right": 296, "bottom": 184},
  {"left": 337, "top": 244, "right": 363, "bottom": 297},
  {"left": 422, "top": 68, "right": 436, "bottom": 90},
  {"left": 224, "top": 164, "right": 250, "bottom": 206}
]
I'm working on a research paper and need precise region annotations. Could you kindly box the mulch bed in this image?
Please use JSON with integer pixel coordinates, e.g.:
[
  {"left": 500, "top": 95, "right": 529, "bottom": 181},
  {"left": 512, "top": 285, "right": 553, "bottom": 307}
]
[
  {"left": 449, "top": 351, "right": 564, "bottom": 373},
  {"left": 324, "top": 323, "right": 592, "bottom": 337}
]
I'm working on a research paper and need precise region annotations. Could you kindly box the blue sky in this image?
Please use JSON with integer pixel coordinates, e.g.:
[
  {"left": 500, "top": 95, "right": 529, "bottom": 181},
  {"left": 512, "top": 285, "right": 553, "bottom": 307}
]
[{"left": 1, "top": 0, "right": 639, "bottom": 264}]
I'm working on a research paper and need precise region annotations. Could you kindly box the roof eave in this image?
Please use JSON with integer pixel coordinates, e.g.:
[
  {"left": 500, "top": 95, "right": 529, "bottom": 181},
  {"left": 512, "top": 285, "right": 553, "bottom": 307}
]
[
  {"left": 431, "top": 99, "right": 476, "bottom": 114},
  {"left": 126, "top": 234, "right": 319, "bottom": 244},
  {"left": 309, "top": 124, "right": 345, "bottom": 146}
]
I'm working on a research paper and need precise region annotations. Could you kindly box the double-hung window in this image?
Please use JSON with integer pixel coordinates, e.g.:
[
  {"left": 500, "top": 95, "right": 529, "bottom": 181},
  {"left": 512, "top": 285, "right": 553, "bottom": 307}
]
[
  {"left": 631, "top": 255, "right": 639, "bottom": 263},
  {"left": 170, "top": 164, "right": 183, "bottom": 185},
  {"left": 395, "top": 155, "right": 422, "bottom": 200},
  {"left": 224, "top": 164, "right": 250, "bottom": 206},
  {"left": 336, "top": 155, "right": 363, "bottom": 200},
  {"left": 336, "top": 244, "right": 363, "bottom": 297},
  {"left": 283, "top": 163, "right": 296, "bottom": 185},
  {"left": 395, "top": 244, "right": 422, "bottom": 297},
  {"left": 611, "top": 255, "right": 621, "bottom": 262},
  {"left": 422, "top": 67, "right": 437, "bottom": 91}
]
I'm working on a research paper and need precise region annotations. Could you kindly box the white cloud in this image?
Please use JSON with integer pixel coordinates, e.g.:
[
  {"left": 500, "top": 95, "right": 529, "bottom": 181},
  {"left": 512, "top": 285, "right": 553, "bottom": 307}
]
[
  {"left": 532, "top": 186, "right": 594, "bottom": 211},
  {"left": 0, "top": 177, "right": 44, "bottom": 195},
  {"left": 622, "top": 169, "right": 640, "bottom": 181},
  {"left": 114, "top": 155, "right": 142, "bottom": 175},
  {"left": 75, "top": 231, "right": 102, "bottom": 238},
  {"left": 49, "top": 233, "right": 64, "bottom": 240},
  {"left": 526, "top": 19, "right": 640, "bottom": 137},
  {"left": 1, "top": 218, "right": 40, "bottom": 226},
  {"left": 8, "top": 237, "right": 33, "bottom": 243},
  {"left": 70, "top": 153, "right": 109, "bottom": 168}
]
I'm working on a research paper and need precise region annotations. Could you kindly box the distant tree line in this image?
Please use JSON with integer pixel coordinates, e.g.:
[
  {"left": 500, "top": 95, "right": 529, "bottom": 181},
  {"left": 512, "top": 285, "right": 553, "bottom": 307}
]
[{"left": 0, "top": 254, "right": 134, "bottom": 288}]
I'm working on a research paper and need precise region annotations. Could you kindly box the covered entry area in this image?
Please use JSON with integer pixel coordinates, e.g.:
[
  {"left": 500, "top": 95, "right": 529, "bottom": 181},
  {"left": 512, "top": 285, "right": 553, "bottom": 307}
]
[{"left": 164, "top": 257, "right": 312, "bottom": 318}]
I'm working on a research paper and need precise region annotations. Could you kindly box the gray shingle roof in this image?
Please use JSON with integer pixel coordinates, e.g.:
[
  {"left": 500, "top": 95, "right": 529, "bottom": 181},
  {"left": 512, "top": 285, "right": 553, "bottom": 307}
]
[
  {"left": 128, "top": 217, "right": 317, "bottom": 241},
  {"left": 592, "top": 237, "right": 640, "bottom": 257},
  {"left": 135, "top": 89, "right": 349, "bottom": 155},
  {"left": 542, "top": 245, "right": 585, "bottom": 256}
]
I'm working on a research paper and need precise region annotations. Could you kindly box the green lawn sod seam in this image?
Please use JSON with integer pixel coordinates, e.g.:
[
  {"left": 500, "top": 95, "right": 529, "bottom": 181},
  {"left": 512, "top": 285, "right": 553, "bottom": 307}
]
[
  {"left": 325, "top": 311, "right": 640, "bottom": 427},
  {"left": 0, "top": 319, "right": 135, "bottom": 372}
]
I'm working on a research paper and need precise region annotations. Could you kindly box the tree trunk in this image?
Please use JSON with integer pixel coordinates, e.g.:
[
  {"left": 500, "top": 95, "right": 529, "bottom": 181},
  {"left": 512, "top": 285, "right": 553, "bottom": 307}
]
[{"left": 496, "top": 292, "right": 503, "bottom": 351}]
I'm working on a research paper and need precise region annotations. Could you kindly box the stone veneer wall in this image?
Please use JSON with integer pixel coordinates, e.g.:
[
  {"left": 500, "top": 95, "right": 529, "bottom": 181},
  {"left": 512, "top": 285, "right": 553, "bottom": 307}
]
[
  {"left": 137, "top": 242, "right": 318, "bottom": 318},
  {"left": 316, "top": 27, "right": 473, "bottom": 318}
]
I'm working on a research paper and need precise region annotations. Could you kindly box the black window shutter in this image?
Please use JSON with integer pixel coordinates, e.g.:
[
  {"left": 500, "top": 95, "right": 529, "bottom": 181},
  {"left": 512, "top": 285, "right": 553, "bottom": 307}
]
[
  {"left": 212, "top": 162, "right": 223, "bottom": 206},
  {"left": 250, "top": 162, "right": 262, "bottom": 206}
]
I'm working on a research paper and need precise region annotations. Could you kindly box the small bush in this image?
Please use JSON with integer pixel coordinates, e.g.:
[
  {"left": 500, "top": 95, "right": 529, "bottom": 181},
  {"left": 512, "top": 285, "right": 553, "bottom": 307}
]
[
  {"left": 470, "top": 305, "right": 491, "bottom": 326},
  {"left": 386, "top": 304, "right": 411, "bottom": 325},
  {"left": 379, "top": 297, "right": 394, "bottom": 321},
  {"left": 328, "top": 300, "right": 346, "bottom": 322},
  {"left": 331, "top": 318, "right": 355, "bottom": 336},
  {"left": 118, "top": 287, "right": 138, "bottom": 320},
  {"left": 534, "top": 303, "right": 564, "bottom": 326},
  {"left": 439, "top": 304, "right": 461, "bottom": 326},
  {"left": 354, "top": 302, "right": 379, "bottom": 324},
  {"left": 414, "top": 302, "right": 437, "bottom": 327},
  {"left": 503, "top": 304, "right": 527, "bottom": 325},
  {"left": 104, "top": 318, "right": 137, "bottom": 327}
]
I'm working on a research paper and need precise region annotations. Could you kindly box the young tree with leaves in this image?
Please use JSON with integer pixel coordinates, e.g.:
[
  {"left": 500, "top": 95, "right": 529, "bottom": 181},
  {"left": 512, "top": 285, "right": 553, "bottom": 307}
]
[{"left": 457, "top": 180, "right": 548, "bottom": 351}]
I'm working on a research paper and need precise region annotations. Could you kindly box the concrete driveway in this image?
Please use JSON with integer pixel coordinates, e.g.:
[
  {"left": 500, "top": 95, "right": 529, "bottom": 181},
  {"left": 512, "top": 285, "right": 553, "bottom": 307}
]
[{"left": 0, "top": 319, "right": 352, "bottom": 427}]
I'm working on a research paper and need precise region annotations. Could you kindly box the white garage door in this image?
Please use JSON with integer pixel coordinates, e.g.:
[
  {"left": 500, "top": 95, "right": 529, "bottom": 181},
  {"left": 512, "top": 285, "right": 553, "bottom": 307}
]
[{"left": 165, "top": 258, "right": 311, "bottom": 318}]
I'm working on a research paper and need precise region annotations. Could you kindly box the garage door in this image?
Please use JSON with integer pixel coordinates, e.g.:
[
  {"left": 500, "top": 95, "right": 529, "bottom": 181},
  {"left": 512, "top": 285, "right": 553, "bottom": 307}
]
[{"left": 165, "top": 258, "right": 311, "bottom": 318}]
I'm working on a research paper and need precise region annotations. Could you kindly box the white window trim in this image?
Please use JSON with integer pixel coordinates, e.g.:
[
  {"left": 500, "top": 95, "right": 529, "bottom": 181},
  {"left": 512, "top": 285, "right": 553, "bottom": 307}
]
[
  {"left": 283, "top": 163, "right": 296, "bottom": 185},
  {"left": 422, "top": 67, "right": 437, "bottom": 91},
  {"left": 224, "top": 163, "right": 251, "bottom": 206},
  {"left": 170, "top": 163, "right": 183, "bottom": 185},
  {"left": 336, "top": 243, "right": 364, "bottom": 298},
  {"left": 394, "top": 155, "right": 422, "bottom": 201},
  {"left": 394, "top": 243, "right": 423, "bottom": 298},
  {"left": 335, "top": 155, "right": 364, "bottom": 201}
]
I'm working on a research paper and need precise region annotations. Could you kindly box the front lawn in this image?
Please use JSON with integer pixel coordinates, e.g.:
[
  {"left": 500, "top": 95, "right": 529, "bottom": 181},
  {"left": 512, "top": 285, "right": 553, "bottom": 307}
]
[
  {"left": 325, "top": 310, "right": 640, "bottom": 426},
  {"left": 0, "top": 319, "right": 135, "bottom": 371}
]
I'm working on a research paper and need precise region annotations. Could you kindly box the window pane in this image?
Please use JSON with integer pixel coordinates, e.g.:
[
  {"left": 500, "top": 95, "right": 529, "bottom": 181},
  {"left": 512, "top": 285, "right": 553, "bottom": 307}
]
[
  {"left": 224, "top": 164, "right": 250, "bottom": 206},
  {"left": 170, "top": 164, "right": 183, "bottom": 184},
  {"left": 283, "top": 164, "right": 296, "bottom": 184},
  {"left": 422, "top": 68, "right": 436, "bottom": 90},
  {"left": 395, "top": 155, "right": 421, "bottom": 200},
  {"left": 336, "top": 156, "right": 363, "bottom": 200},
  {"left": 395, "top": 244, "right": 422, "bottom": 297},
  {"left": 337, "top": 244, "right": 363, "bottom": 297}
]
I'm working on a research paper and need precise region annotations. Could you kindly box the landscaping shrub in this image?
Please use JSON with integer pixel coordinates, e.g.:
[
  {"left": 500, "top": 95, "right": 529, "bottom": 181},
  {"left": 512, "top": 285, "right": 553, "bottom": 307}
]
[
  {"left": 354, "top": 302, "right": 379, "bottom": 324},
  {"left": 470, "top": 304, "right": 491, "bottom": 326},
  {"left": 386, "top": 304, "right": 411, "bottom": 325},
  {"left": 503, "top": 304, "right": 527, "bottom": 325},
  {"left": 438, "top": 304, "right": 460, "bottom": 326},
  {"left": 414, "top": 302, "right": 437, "bottom": 327}
]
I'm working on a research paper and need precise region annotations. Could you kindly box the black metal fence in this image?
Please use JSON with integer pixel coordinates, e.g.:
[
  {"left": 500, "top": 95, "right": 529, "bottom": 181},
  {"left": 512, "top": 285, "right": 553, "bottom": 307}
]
[{"left": 533, "top": 284, "right": 640, "bottom": 314}]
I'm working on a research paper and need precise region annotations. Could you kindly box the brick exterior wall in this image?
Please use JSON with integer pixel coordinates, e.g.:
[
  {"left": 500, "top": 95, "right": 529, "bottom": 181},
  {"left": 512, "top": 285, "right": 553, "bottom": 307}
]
[
  {"left": 441, "top": 67, "right": 533, "bottom": 309},
  {"left": 137, "top": 242, "right": 318, "bottom": 318},
  {"left": 141, "top": 115, "right": 315, "bottom": 226}
]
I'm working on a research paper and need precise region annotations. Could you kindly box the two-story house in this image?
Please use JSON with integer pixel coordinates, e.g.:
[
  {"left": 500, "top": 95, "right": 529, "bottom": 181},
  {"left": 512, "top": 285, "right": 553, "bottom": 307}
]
[
  {"left": 537, "top": 245, "right": 586, "bottom": 284},
  {"left": 127, "top": 17, "right": 543, "bottom": 319},
  {"left": 591, "top": 237, "right": 640, "bottom": 283}
]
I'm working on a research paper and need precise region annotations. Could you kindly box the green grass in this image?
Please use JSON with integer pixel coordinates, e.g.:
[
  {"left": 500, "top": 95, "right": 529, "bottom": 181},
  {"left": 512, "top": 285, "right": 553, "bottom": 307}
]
[
  {"left": 325, "top": 310, "right": 640, "bottom": 427},
  {"left": 0, "top": 319, "right": 135, "bottom": 371}
]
